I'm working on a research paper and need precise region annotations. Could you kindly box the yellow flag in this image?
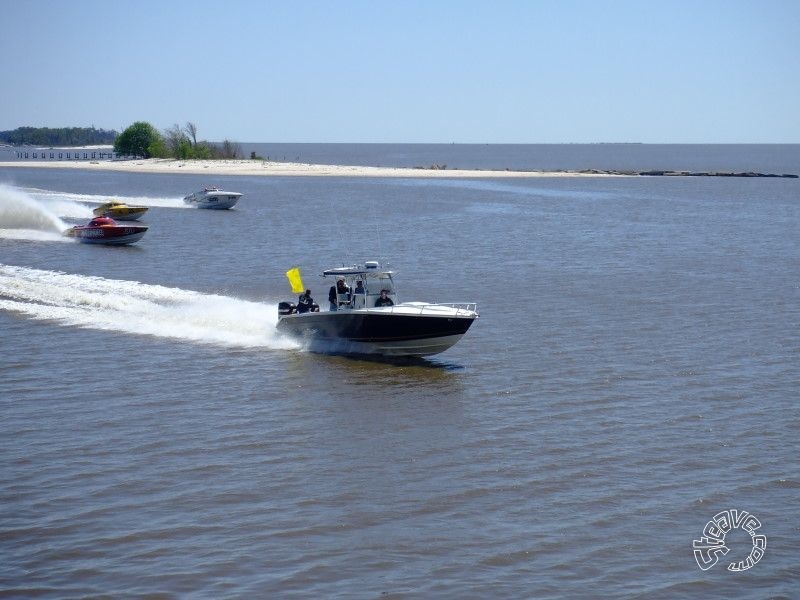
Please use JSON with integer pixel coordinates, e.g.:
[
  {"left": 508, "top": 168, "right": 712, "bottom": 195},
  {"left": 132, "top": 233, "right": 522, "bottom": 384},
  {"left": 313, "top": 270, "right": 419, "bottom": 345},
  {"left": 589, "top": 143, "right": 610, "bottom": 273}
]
[{"left": 285, "top": 267, "right": 304, "bottom": 294}]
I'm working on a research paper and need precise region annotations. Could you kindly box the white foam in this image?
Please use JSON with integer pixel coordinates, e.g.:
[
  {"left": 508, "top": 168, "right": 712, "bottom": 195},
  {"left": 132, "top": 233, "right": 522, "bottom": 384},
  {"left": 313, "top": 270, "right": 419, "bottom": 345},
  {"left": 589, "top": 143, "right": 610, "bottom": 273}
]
[
  {"left": 0, "top": 229, "right": 71, "bottom": 243},
  {"left": 0, "top": 184, "right": 69, "bottom": 234},
  {"left": 26, "top": 187, "right": 186, "bottom": 210},
  {"left": 0, "top": 265, "right": 299, "bottom": 350}
]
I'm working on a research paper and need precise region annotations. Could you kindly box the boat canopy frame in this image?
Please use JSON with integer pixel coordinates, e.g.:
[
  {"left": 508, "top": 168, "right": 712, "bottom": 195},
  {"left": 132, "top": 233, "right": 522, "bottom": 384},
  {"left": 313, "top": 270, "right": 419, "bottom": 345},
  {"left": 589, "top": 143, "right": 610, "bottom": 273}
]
[{"left": 322, "top": 263, "right": 397, "bottom": 308}]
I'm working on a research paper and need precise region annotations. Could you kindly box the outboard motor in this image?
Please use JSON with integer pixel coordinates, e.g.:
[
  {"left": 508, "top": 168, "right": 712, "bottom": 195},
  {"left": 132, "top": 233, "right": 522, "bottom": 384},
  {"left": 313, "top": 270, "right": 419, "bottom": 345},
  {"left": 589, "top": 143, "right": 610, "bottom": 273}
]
[{"left": 278, "top": 301, "right": 296, "bottom": 316}]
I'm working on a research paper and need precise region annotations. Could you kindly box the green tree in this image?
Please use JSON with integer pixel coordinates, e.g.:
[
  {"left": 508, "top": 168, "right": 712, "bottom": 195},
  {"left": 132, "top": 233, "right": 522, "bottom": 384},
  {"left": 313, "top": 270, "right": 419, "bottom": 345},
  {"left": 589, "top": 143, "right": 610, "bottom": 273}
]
[
  {"left": 177, "top": 139, "right": 193, "bottom": 159},
  {"left": 164, "top": 123, "right": 189, "bottom": 158},
  {"left": 147, "top": 137, "right": 169, "bottom": 158},
  {"left": 193, "top": 142, "right": 213, "bottom": 159},
  {"left": 114, "top": 121, "right": 162, "bottom": 157}
]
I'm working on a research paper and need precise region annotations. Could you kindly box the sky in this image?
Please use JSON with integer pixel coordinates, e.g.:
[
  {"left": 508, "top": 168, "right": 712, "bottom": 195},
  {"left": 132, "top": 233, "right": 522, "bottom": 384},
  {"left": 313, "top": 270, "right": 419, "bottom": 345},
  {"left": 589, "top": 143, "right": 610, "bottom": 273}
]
[{"left": 1, "top": 0, "right": 798, "bottom": 143}]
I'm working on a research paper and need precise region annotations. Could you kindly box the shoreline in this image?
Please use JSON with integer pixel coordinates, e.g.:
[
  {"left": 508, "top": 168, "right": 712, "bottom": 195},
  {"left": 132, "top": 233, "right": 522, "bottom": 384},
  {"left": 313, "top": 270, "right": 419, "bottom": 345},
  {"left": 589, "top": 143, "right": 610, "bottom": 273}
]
[
  {"left": 0, "top": 158, "right": 623, "bottom": 178},
  {"left": 0, "top": 159, "right": 794, "bottom": 179}
]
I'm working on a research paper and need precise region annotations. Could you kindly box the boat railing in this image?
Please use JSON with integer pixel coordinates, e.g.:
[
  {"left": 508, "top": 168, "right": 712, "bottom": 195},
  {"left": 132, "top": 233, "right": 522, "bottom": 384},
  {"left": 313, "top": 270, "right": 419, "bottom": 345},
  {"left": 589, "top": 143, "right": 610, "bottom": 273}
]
[
  {"left": 378, "top": 301, "right": 478, "bottom": 315},
  {"left": 437, "top": 302, "right": 478, "bottom": 312}
]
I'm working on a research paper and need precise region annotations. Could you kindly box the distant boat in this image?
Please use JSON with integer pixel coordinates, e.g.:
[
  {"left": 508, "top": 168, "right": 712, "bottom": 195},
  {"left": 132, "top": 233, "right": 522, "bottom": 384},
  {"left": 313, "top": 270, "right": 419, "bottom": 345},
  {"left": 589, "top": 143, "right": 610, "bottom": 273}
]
[
  {"left": 65, "top": 216, "right": 148, "bottom": 245},
  {"left": 93, "top": 201, "right": 148, "bottom": 221},
  {"left": 183, "top": 187, "right": 242, "bottom": 209},
  {"left": 276, "top": 261, "right": 478, "bottom": 357}
]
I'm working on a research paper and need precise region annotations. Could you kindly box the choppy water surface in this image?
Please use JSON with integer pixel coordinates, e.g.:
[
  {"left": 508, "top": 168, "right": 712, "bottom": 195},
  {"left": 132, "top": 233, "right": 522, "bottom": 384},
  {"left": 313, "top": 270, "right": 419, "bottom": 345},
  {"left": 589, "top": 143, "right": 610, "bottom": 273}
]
[{"left": 1, "top": 148, "right": 798, "bottom": 598}]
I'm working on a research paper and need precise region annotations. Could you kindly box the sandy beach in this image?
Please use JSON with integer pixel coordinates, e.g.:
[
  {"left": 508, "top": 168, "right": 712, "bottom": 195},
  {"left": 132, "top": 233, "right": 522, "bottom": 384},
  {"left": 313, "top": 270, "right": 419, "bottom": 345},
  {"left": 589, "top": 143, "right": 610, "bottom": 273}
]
[{"left": 0, "top": 158, "right": 620, "bottom": 178}]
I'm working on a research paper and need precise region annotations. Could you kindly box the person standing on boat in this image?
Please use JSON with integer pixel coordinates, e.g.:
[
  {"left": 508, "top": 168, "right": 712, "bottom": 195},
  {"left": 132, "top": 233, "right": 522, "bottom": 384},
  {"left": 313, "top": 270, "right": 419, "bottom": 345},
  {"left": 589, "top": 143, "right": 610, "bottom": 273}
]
[
  {"left": 297, "top": 289, "right": 314, "bottom": 313},
  {"left": 337, "top": 278, "right": 350, "bottom": 305},
  {"left": 329, "top": 278, "right": 350, "bottom": 310},
  {"left": 328, "top": 284, "right": 338, "bottom": 311},
  {"left": 350, "top": 280, "right": 367, "bottom": 308},
  {"left": 375, "top": 289, "right": 394, "bottom": 307}
]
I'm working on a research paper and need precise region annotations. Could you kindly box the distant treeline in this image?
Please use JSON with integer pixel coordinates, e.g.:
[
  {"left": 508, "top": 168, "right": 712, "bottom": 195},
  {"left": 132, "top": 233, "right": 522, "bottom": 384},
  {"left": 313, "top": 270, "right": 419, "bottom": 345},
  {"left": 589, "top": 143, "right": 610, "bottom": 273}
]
[{"left": 0, "top": 126, "right": 118, "bottom": 147}]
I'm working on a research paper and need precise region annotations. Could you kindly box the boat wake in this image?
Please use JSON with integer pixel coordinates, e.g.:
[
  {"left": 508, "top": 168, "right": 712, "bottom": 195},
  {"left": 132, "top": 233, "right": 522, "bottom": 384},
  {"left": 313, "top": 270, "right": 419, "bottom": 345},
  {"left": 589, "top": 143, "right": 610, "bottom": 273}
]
[
  {"left": 0, "top": 185, "right": 188, "bottom": 241},
  {"left": 0, "top": 184, "right": 71, "bottom": 241},
  {"left": 26, "top": 187, "right": 186, "bottom": 210},
  {"left": 0, "top": 264, "right": 299, "bottom": 350}
]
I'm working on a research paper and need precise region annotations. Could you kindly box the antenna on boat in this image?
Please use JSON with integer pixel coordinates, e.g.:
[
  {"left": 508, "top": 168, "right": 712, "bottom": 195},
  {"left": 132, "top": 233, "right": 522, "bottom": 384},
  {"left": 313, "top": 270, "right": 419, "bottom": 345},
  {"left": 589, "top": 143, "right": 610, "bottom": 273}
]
[
  {"left": 373, "top": 219, "right": 384, "bottom": 264},
  {"left": 328, "top": 194, "right": 351, "bottom": 266},
  {"left": 365, "top": 195, "right": 384, "bottom": 264}
]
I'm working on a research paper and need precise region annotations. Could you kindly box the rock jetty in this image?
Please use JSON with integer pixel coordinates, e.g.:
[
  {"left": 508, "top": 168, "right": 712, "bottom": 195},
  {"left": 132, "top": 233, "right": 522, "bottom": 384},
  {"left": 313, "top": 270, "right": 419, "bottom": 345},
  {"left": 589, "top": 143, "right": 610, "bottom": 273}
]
[{"left": 574, "top": 169, "right": 798, "bottom": 178}]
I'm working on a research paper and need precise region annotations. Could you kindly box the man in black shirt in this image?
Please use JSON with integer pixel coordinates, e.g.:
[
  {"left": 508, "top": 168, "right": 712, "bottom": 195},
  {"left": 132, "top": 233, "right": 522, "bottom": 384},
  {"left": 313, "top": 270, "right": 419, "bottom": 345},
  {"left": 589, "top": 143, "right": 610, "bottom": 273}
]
[
  {"left": 297, "top": 289, "right": 314, "bottom": 313},
  {"left": 375, "top": 289, "right": 394, "bottom": 307}
]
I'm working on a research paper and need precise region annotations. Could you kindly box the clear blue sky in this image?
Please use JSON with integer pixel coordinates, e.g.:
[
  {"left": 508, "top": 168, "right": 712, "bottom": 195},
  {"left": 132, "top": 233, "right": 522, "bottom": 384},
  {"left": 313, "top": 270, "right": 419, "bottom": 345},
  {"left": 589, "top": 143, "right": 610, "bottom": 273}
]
[{"left": 1, "top": 0, "right": 797, "bottom": 143}]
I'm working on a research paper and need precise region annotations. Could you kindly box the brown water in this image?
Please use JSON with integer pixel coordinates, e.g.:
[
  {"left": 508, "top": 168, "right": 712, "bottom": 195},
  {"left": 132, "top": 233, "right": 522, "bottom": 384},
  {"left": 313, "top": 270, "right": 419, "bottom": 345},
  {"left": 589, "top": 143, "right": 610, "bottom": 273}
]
[{"left": 1, "top": 152, "right": 798, "bottom": 598}]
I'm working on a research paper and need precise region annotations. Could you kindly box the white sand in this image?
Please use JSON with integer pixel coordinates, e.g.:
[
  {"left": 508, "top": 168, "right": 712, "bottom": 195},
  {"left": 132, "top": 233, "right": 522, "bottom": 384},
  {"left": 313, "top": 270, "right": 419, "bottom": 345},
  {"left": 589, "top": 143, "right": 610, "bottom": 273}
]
[{"left": 0, "top": 158, "right": 623, "bottom": 178}]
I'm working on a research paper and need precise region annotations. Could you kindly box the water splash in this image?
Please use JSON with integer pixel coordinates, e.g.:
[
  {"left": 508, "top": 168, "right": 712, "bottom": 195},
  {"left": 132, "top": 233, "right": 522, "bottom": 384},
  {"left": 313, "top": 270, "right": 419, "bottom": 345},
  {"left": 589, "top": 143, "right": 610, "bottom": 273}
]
[
  {"left": 26, "top": 187, "right": 186, "bottom": 210},
  {"left": 0, "top": 265, "right": 299, "bottom": 350},
  {"left": 0, "top": 184, "right": 70, "bottom": 240}
]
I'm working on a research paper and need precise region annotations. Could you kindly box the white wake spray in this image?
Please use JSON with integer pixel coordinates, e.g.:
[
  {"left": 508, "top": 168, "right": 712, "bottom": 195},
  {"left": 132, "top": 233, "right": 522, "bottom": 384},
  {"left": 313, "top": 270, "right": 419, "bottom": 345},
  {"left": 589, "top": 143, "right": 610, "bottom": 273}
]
[
  {"left": 0, "top": 184, "right": 70, "bottom": 240},
  {"left": 0, "top": 185, "right": 187, "bottom": 241},
  {"left": 26, "top": 188, "right": 186, "bottom": 210},
  {"left": 0, "top": 265, "right": 299, "bottom": 350}
]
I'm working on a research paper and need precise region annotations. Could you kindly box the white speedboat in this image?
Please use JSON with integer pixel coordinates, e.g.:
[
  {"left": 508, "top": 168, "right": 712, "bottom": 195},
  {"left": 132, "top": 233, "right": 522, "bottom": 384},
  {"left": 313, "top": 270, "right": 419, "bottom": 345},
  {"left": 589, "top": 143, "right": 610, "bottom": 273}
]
[
  {"left": 183, "top": 186, "right": 242, "bottom": 209},
  {"left": 276, "top": 261, "right": 478, "bottom": 357}
]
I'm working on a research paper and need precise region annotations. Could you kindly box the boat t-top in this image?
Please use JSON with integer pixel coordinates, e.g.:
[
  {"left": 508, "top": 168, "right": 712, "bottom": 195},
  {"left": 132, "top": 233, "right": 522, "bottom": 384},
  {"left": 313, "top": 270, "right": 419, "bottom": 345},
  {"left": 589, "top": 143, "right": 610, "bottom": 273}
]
[
  {"left": 183, "top": 186, "right": 242, "bottom": 209},
  {"left": 276, "top": 261, "right": 478, "bottom": 357}
]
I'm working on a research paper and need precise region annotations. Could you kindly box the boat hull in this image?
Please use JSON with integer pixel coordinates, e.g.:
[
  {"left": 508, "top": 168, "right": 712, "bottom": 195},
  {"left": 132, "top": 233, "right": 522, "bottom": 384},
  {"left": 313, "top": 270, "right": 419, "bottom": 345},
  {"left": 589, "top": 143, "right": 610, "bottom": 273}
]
[
  {"left": 276, "top": 305, "right": 477, "bottom": 357},
  {"left": 183, "top": 192, "right": 241, "bottom": 209},
  {"left": 93, "top": 206, "right": 148, "bottom": 220},
  {"left": 66, "top": 225, "right": 148, "bottom": 245}
]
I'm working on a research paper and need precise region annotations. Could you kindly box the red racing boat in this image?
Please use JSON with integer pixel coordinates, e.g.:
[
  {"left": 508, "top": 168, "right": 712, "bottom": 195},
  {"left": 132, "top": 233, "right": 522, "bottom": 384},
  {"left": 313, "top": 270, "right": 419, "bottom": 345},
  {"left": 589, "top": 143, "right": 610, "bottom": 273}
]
[{"left": 65, "top": 216, "right": 148, "bottom": 245}]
